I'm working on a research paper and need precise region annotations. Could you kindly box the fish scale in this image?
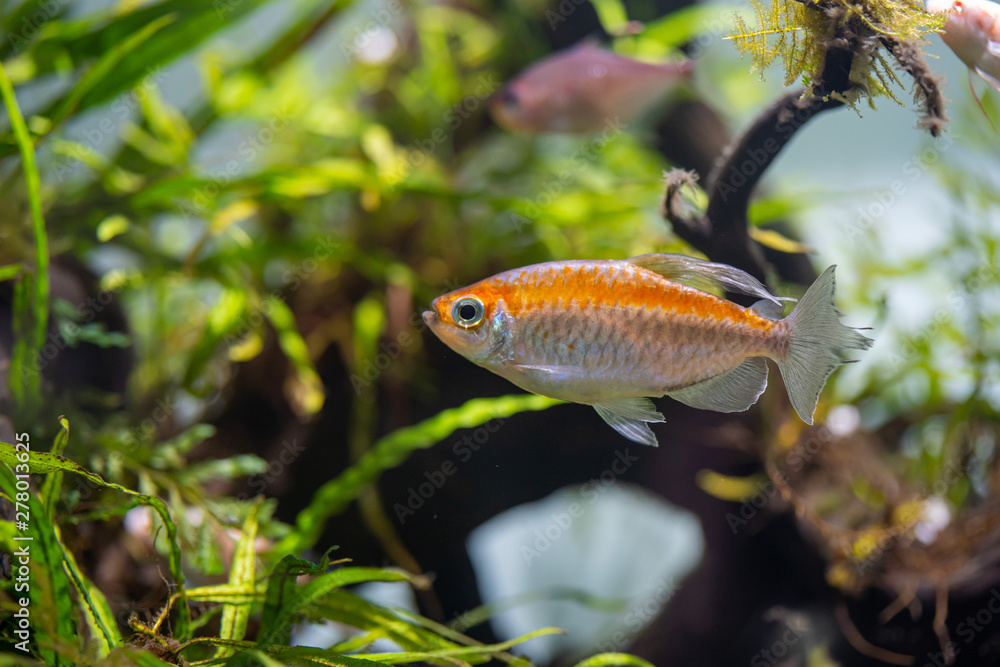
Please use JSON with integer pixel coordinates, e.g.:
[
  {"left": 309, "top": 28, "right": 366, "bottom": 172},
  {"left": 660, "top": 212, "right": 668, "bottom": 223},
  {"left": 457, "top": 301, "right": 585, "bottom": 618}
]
[{"left": 483, "top": 261, "right": 784, "bottom": 396}]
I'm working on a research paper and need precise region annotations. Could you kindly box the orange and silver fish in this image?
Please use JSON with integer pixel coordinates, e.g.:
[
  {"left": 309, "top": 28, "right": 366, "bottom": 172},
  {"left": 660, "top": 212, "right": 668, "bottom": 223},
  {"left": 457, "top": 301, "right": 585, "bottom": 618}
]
[
  {"left": 423, "top": 255, "right": 872, "bottom": 446},
  {"left": 927, "top": 0, "right": 1000, "bottom": 124},
  {"left": 489, "top": 42, "right": 693, "bottom": 134}
]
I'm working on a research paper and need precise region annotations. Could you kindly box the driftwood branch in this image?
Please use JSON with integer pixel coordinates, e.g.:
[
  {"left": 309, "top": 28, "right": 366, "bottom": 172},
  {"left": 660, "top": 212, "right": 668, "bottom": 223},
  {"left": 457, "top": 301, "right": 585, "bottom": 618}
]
[
  {"left": 881, "top": 35, "right": 948, "bottom": 137},
  {"left": 663, "top": 8, "right": 947, "bottom": 291},
  {"left": 663, "top": 27, "right": 857, "bottom": 287}
]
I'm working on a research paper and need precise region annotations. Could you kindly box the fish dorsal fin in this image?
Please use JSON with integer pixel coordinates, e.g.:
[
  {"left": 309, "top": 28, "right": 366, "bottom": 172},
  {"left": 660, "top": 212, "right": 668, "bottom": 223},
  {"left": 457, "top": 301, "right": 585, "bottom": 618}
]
[
  {"left": 592, "top": 397, "right": 665, "bottom": 447},
  {"left": 626, "top": 254, "right": 794, "bottom": 307},
  {"left": 668, "top": 357, "right": 769, "bottom": 413}
]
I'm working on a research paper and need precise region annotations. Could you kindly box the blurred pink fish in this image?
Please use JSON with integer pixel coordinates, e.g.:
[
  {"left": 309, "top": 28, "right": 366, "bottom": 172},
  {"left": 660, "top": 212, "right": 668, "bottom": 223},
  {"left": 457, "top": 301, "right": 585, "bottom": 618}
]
[
  {"left": 928, "top": 0, "right": 1000, "bottom": 123},
  {"left": 489, "top": 42, "right": 693, "bottom": 134}
]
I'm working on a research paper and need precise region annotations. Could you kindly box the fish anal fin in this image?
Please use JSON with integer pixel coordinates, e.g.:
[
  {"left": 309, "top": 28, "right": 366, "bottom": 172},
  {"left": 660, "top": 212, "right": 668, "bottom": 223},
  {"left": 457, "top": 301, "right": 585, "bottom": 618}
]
[
  {"left": 593, "top": 397, "right": 664, "bottom": 447},
  {"left": 626, "top": 253, "right": 792, "bottom": 307},
  {"left": 668, "top": 357, "right": 769, "bottom": 413}
]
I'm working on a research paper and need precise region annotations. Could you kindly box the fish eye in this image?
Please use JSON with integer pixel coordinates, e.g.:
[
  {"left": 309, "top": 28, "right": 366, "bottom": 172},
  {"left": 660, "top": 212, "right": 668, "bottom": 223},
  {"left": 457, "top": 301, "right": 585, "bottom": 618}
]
[
  {"left": 955, "top": 0, "right": 964, "bottom": 12},
  {"left": 452, "top": 296, "right": 485, "bottom": 329},
  {"left": 498, "top": 89, "right": 519, "bottom": 108}
]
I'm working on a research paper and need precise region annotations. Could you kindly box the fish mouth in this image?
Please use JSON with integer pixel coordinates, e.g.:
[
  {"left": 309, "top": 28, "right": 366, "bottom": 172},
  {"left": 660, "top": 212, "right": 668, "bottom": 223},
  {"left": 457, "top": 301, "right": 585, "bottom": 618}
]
[{"left": 422, "top": 310, "right": 437, "bottom": 326}]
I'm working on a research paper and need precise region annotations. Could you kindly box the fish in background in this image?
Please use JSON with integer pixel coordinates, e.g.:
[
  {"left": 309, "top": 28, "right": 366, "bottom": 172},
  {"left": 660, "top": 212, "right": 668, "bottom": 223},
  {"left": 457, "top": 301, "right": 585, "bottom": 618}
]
[
  {"left": 423, "top": 254, "right": 872, "bottom": 446},
  {"left": 927, "top": 0, "right": 1000, "bottom": 125},
  {"left": 489, "top": 41, "right": 693, "bottom": 134}
]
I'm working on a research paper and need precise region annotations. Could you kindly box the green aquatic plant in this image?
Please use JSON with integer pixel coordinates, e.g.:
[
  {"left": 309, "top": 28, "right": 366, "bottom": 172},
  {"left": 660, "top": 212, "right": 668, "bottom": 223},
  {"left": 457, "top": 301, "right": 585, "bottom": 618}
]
[
  {"left": 0, "top": 416, "right": 660, "bottom": 666},
  {"left": 730, "top": 0, "right": 946, "bottom": 112}
]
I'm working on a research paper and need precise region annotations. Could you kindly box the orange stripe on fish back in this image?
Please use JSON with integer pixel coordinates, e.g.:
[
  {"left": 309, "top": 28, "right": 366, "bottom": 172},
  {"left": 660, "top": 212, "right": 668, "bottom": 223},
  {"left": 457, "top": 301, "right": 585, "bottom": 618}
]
[{"left": 474, "top": 260, "right": 779, "bottom": 332}]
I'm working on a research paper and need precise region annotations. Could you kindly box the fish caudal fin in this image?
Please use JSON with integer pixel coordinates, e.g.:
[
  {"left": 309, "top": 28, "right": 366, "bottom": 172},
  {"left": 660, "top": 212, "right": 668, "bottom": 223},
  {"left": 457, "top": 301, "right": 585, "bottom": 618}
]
[
  {"left": 593, "top": 397, "right": 665, "bottom": 447},
  {"left": 774, "top": 266, "right": 873, "bottom": 424}
]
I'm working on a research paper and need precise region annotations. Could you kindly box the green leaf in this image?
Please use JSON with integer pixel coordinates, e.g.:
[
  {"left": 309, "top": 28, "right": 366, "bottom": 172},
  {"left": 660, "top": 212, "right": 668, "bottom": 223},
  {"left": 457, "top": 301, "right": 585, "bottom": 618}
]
[
  {"left": 28, "top": 0, "right": 280, "bottom": 117},
  {"left": 175, "top": 455, "right": 268, "bottom": 484},
  {"left": 571, "top": 653, "right": 657, "bottom": 667},
  {"left": 354, "top": 627, "right": 564, "bottom": 663},
  {"left": 0, "top": 1, "right": 67, "bottom": 57},
  {"left": 8, "top": 274, "right": 36, "bottom": 408},
  {"left": 0, "top": 264, "right": 23, "bottom": 281},
  {"left": 184, "top": 641, "right": 385, "bottom": 666},
  {"left": 47, "top": 13, "right": 176, "bottom": 128},
  {"left": 59, "top": 526, "right": 124, "bottom": 656},
  {"left": 0, "top": 463, "right": 73, "bottom": 665},
  {"left": 96, "top": 214, "right": 130, "bottom": 242},
  {"left": 311, "top": 589, "right": 458, "bottom": 653},
  {"left": 0, "top": 59, "right": 48, "bottom": 414},
  {"left": 0, "top": 442, "right": 191, "bottom": 639},
  {"left": 749, "top": 227, "right": 814, "bottom": 254},
  {"left": 217, "top": 498, "right": 264, "bottom": 657},
  {"left": 277, "top": 394, "right": 564, "bottom": 556},
  {"left": 259, "top": 552, "right": 338, "bottom": 646},
  {"left": 40, "top": 417, "right": 69, "bottom": 520},
  {"left": 590, "top": 0, "right": 629, "bottom": 35},
  {"left": 642, "top": 5, "right": 740, "bottom": 48},
  {"left": 185, "top": 581, "right": 266, "bottom": 604},
  {"left": 258, "top": 567, "right": 413, "bottom": 652},
  {"left": 184, "top": 287, "right": 249, "bottom": 388},
  {"left": 264, "top": 295, "right": 325, "bottom": 417},
  {"left": 104, "top": 647, "right": 178, "bottom": 666}
]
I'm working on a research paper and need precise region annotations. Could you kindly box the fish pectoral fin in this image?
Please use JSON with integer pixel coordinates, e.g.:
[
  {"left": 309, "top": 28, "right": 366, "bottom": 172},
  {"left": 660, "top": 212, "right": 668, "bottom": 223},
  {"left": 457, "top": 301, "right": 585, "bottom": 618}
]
[
  {"left": 593, "top": 397, "right": 665, "bottom": 447},
  {"left": 668, "top": 357, "right": 769, "bottom": 413},
  {"left": 751, "top": 298, "right": 785, "bottom": 320},
  {"left": 626, "top": 254, "right": 794, "bottom": 307},
  {"left": 976, "top": 64, "right": 1000, "bottom": 94},
  {"left": 507, "top": 363, "right": 585, "bottom": 378},
  {"left": 986, "top": 40, "right": 1000, "bottom": 62}
]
